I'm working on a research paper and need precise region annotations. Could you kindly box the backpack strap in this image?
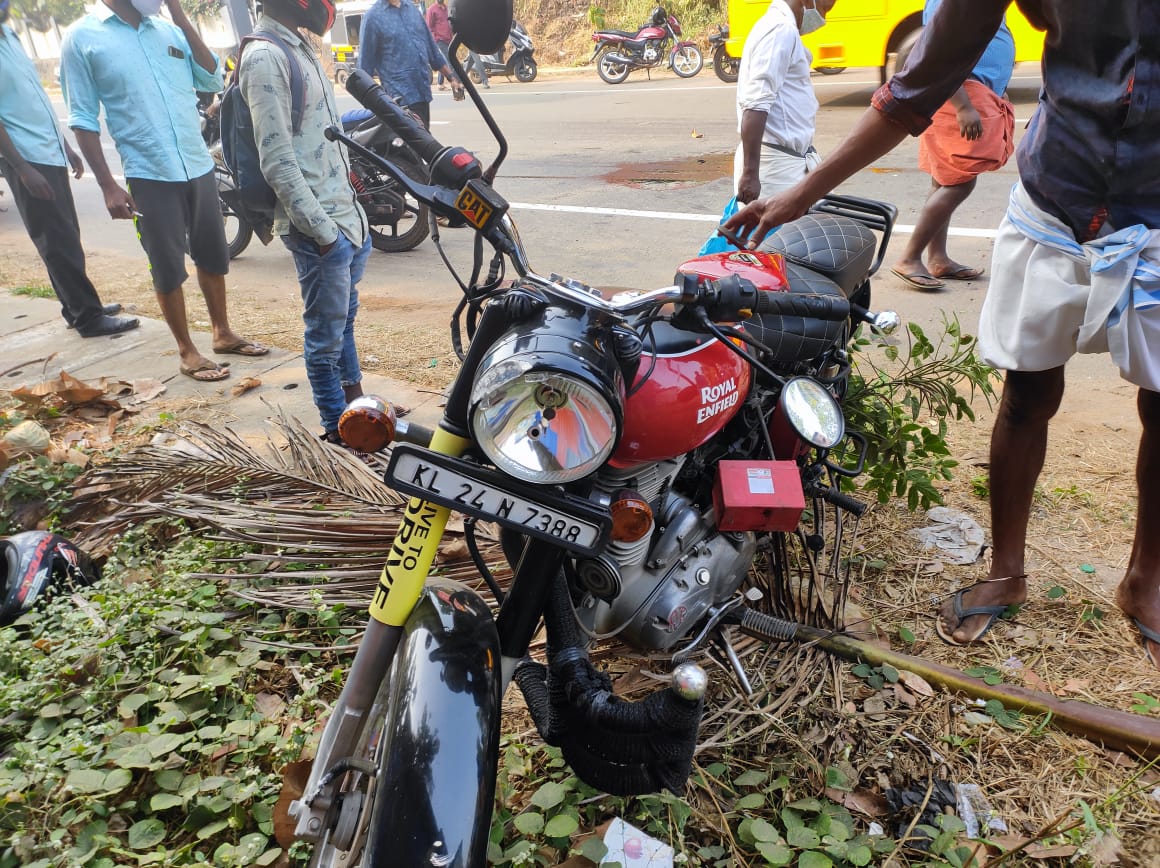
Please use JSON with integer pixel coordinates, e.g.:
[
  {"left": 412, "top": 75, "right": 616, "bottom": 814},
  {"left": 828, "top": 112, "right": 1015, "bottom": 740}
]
[{"left": 238, "top": 30, "right": 306, "bottom": 135}]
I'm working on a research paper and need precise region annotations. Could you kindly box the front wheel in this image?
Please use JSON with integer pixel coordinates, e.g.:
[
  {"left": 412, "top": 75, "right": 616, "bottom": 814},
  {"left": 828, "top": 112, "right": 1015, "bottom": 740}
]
[
  {"left": 671, "top": 45, "right": 703, "bottom": 78},
  {"left": 712, "top": 45, "right": 739, "bottom": 83},
  {"left": 597, "top": 49, "right": 631, "bottom": 84},
  {"left": 514, "top": 56, "right": 537, "bottom": 82}
]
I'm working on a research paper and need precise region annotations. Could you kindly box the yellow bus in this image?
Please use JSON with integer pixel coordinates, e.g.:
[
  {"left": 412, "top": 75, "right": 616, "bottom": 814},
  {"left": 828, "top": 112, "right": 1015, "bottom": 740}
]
[{"left": 726, "top": 1, "right": 1044, "bottom": 83}]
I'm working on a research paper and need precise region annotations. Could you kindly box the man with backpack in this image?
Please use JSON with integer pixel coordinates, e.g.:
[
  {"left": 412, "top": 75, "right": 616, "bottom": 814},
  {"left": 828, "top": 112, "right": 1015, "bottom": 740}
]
[
  {"left": 61, "top": 0, "right": 268, "bottom": 383},
  {"left": 235, "top": 0, "right": 379, "bottom": 446}
]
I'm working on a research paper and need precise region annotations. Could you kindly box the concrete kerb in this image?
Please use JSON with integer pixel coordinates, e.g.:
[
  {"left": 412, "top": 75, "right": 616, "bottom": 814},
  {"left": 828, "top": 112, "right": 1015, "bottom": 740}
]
[{"left": 1, "top": 292, "right": 440, "bottom": 444}]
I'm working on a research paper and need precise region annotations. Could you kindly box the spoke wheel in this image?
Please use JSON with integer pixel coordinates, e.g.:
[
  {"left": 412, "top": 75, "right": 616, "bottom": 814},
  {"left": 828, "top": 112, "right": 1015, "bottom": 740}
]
[{"left": 671, "top": 45, "right": 703, "bottom": 78}]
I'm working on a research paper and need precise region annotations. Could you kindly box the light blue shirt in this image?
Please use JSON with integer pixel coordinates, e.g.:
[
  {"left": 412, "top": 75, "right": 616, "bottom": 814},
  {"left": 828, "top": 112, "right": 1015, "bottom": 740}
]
[
  {"left": 60, "top": 3, "right": 222, "bottom": 182},
  {"left": 0, "top": 24, "right": 67, "bottom": 167},
  {"left": 923, "top": 0, "right": 1014, "bottom": 96}
]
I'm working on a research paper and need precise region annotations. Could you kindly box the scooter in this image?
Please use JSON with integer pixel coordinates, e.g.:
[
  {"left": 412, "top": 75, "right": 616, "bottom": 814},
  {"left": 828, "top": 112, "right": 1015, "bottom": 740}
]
[{"left": 468, "top": 20, "right": 537, "bottom": 83}]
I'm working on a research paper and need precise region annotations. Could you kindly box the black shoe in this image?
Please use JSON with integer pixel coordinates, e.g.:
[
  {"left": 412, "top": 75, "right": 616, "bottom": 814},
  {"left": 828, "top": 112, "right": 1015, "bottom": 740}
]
[
  {"left": 75, "top": 314, "right": 140, "bottom": 338},
  {"left": 66, "top": 303, "right": 123, "bottom": 328}
]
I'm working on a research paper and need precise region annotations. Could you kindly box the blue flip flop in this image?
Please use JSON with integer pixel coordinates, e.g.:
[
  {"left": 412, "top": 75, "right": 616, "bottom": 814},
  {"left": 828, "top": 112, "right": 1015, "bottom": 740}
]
[{"left": 935, "top": 585, "right": 1010, "bottom": 646}]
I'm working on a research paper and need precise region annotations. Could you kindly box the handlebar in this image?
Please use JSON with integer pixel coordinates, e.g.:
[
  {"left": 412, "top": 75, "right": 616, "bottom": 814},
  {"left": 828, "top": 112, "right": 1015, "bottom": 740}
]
[{"left": 346, "top": 70, "right": 444, "bottom": 165}]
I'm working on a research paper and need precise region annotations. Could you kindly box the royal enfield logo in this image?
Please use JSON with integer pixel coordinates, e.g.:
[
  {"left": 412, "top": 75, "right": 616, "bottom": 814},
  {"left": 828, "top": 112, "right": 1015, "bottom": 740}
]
[
  {"left": 697, "top": 377, "right": 740, "bottom": 423},
  {"left": 728, "top": 251, "right": 764, "bottom": 267}
]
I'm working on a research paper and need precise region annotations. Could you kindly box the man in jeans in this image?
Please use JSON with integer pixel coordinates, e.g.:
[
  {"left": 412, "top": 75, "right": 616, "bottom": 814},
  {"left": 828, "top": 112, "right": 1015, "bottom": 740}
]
[
  {"left": 62, "top": 0, "right": 268, "bottom": 382},
  {"left": 424, "top": 0, "right": 453, "bottom": 88},
  {"left": 238, "top": 0, "right": 378, "bottom": 444},
  {"left": 0, "top": 0, "right": 137, "bottom": 338},
  {"left": 360, "top": 0, "right": 461, "bottom": 130}
]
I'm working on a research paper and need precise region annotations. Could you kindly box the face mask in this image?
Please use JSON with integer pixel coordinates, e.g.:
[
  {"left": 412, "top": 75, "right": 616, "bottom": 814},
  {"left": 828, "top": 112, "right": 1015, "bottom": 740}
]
[
  {"left": 799, "top": 2, "right": 826, "bottom": 35},
  {"left": 131, "top": 0, "right": 164, "bottom": 16}
]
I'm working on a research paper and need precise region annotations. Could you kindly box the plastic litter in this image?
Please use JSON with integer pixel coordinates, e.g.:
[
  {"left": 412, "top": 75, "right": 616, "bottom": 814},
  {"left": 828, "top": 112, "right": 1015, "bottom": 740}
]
[
  {"left": 601, "top": 817, "right": 674, "bottom": 867},
  {"left": 955, "top": 783, "right": 1008, "bottom": 838},
  {"left": 906, "top": 506, "right": 985, "bottom": 565}
]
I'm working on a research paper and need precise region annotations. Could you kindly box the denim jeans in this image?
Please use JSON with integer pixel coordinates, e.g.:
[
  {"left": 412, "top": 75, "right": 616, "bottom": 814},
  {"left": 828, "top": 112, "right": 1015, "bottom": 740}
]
[{"left": 282, "top": 230, "right": 373, "bottom": 433}]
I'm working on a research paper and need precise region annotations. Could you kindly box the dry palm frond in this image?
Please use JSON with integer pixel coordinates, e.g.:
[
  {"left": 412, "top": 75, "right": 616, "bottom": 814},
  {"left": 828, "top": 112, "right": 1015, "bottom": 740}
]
[{"left": 66, "top": 410, "right": 511, "bottom": 610}]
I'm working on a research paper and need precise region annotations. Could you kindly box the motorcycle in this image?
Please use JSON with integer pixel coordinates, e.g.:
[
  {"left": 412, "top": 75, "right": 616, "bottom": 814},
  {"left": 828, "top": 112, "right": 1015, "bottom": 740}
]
[
  {"left": 201, "top": 101, "right": 430, "bottom": 255},
  {"left": 289, "top": 27, "right": 901, "bottom": 865},
  {"left": 709, "top": 24, "right": 740, "bottom": 83},
  {"left": 341, "top": 108, "right": 431, "bottom": 253},
  {"left": 468, "top": 20, "right": 537, "bottom": 83},
  {"left": 590, "top": 5, "right": 704, "bottom": 84},
  {"left": 200, "top": 106, "right": 254, "bottom": 260}
]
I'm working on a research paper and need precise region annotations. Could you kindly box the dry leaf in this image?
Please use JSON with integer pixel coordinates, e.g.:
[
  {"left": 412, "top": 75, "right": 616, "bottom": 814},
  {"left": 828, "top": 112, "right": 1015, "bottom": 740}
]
[
  {"left": 437, "top": 538, "right": 469, "bottom": 561},
  {"left": 691, "top": 128, "right": 703, "bottom": 138},
  {"left": 898, "top": 670, "right": 934, "bottom": 698},
  {"left": 230, "top": 376, "right": 262, "bottom": 398},
  {"left": 1061, "top": 677, "right": 1091, "bottom": 694},
  {"left": 825, "top": 787, "right": 888, "bottom": 818},
  {"left": 1086, "top": 832, "right": 1123, "bottom": 866},
  {"left": 274, "top": 759, "right": 313, "bottom": 848},
  {"left": 1021, "top": 669, "right": 1054, "bottom": 694},
  {"left": 255, "top": 691, "right": 287, "bottom": 720},
  {"left": 863, "top": 696, "right": 888, "bottom": 719},
  {"left": 921, "top": 560, "right": 944, "bottom": 575},
  {"left": 11, "top": 370, "right": 104, "bottom": 406},
  {"left": 1026, "top": 843, "right": 1078, "bottom": 859},
  {"left": 893, "top": 684, "right": 916, "bottom": 708}
]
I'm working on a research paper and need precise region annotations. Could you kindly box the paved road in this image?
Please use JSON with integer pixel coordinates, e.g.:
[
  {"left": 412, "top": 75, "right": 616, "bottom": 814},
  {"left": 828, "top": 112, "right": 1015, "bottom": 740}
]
[{"left": 3, "top": 64, "right": 1137, "bottom": 404}]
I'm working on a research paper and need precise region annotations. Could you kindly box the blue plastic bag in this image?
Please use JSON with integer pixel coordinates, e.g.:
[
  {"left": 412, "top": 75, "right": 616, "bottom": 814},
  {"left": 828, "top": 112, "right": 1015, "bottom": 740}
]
[{"left": 697, "top": 196, "right": 741, "bottom": 256}]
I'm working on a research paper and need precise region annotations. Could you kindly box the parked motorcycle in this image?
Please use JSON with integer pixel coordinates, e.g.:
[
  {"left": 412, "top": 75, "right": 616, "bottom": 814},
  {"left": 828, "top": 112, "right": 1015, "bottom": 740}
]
[
  {"left": 709, "top": 24, "right": 740, "bottom": 83},
  {"left": 341, "top": 108, "right": 430, "bottom": 252},
  {"left": 591, "top": 5, "right": 703, "bottom": 84},
  {"left": 200, "top": 106, "right": 254, "bottom": 260},
  {"left": 468, "top": 20, "right": 537, "bottom": 83},
  {"left": 289, "top": 34, "right": 900, "bottom": 864},
  {"left": 202, "top": 101, "right": 430, "bottom": 255}
]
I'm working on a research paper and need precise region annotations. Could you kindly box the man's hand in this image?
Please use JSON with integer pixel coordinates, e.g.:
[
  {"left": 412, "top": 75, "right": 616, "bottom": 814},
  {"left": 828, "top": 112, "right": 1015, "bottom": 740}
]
[
  {"left": 736, "top": 171, "right": 761, "bottom": 205},
  {"left": 956, "top": 105, "right": 983, "bottom": 140},
  {"left": 16, "top": 164, "right": 55, "bottom": 200},
  {"left": 319, "top": 240, "right": 336, "bottom": 256},
  {"left": 101, "top": 183, "right": 138, "bottom": 220},
  {"left": 724, "top": 190, "right": 813, "bottom": 250},
  {"left": 162, "top": 0, "right": 189, "bottom": 20},
  {"left": 65, "top": 144, "right": 85, "bottom": 180}
]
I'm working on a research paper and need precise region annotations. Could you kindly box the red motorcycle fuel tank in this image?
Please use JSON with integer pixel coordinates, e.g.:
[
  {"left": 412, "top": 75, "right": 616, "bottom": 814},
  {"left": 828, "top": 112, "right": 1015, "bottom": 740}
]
[{"left": 609, "top": 250, "right": 791, "bottom": 466}]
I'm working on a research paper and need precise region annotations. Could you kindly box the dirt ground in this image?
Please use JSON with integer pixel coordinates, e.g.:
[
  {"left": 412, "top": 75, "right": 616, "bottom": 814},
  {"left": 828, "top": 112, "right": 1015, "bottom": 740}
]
[{"left": 5, "top": 226, "right": 1160, "bottom": 862}]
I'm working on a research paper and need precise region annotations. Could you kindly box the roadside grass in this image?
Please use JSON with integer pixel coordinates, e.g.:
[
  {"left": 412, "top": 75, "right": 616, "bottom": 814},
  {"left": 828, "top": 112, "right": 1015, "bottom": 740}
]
[
  {"left": 10, "top": 284, "right": 55, "bottom": 300},
  {"left": 3, "top": 323, "right": 1159, "bottom": 866}
]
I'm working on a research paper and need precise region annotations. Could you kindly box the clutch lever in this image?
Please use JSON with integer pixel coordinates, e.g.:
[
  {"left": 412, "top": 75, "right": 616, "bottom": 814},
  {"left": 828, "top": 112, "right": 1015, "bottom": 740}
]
[{"left": 324, "top": 125, "right": 464, "bottom": 225}]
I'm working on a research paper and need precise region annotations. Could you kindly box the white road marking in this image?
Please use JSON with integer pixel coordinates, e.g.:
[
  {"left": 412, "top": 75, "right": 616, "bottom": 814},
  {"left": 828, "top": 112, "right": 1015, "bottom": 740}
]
[{"left": 69, "top": 174, "right": 994, "bottom": 239}]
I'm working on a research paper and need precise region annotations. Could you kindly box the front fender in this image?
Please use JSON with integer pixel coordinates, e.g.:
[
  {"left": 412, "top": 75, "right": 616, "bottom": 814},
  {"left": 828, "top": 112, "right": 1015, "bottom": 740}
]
[{"left": 364, "top": 580, "right": 501, "bottom": 866}]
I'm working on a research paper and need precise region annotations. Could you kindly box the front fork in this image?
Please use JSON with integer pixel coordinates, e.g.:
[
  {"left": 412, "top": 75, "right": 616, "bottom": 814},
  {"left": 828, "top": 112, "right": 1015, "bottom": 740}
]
[{"left": 290, "top": 427, "right": 472, "bottom": 841}]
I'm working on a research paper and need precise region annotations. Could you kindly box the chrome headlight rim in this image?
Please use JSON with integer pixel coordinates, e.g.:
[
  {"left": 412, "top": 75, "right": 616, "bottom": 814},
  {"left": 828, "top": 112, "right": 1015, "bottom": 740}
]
[
  {"left": 780, "top": 376, "right": 845, "bottom": 449},
  {"left": 470, "top": 345, "right": 622, "bottom": 486}
]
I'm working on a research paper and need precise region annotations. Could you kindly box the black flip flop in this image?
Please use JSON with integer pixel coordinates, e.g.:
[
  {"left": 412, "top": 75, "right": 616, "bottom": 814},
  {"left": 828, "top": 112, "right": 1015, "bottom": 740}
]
[{"left": 935, "top": 586, "right": 1010, "bottom": 646}]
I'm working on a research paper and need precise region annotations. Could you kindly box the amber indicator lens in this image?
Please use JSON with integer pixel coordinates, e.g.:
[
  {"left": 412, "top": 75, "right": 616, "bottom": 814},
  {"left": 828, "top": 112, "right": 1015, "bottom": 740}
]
[
  {"left": 338, "top": 395, "right": 397, "bottom": 453},
  {"left": 609, "top": 490, "right": 653, "bottom": 543}
]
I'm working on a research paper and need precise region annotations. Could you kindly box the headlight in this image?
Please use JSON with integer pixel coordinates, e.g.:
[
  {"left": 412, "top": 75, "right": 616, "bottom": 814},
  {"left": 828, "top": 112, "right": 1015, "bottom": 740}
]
[
  {"left": 780, "top": 377, "right": 844, "bottom": 448},
  {"left": 470, "top": 328, "right": 621, "bottom": 484}
]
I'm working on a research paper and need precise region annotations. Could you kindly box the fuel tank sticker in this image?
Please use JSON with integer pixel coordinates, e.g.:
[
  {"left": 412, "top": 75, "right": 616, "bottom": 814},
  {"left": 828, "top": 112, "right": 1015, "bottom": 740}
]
[{"left": 697, "top": 376, "right": 740, "bottom": 424}]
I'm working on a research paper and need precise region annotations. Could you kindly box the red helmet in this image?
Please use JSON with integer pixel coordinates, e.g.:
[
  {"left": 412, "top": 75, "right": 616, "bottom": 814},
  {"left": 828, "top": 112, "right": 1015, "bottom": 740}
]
[{"left": 1, "top": 532, "right": 100, "bottom": 627}]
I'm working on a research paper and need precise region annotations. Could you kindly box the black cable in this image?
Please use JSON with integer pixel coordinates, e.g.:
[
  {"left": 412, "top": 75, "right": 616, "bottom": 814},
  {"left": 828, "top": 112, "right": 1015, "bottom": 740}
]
[
  {"left": 625, "top": 314, "right": 666, "bottom": 399},
  {"left": 694, "top": 309, "right": 787, "bottom": 387},
  {"left": 464, "top": 518, "right": 505, "bottom": 604}
]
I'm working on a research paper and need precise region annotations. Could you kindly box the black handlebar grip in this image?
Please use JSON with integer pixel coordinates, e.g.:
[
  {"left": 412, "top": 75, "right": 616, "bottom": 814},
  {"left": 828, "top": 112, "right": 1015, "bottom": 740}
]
[
  {"left": 346, "top": 69, "right": 444, "bottom": 165},
  {"left": 817, "top": 485, "right": 867, "bottom": 517},
  {"left": 752, "top": 291, "right": 851, "bottom": 322}
]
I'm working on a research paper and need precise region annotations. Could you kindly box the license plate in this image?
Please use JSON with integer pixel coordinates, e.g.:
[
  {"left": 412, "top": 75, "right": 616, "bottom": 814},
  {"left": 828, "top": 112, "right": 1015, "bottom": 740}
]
[{"left": 385, "top": 445, "right": 609, "bottom": 556}]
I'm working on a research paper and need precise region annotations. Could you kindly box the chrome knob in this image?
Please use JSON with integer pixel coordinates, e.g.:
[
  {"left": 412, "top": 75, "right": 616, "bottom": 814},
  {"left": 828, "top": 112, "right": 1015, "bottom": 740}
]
[
  {"left": 670, "top": 662, "right": 708, "bottom": 701},
  {"left": 872, "top": 310, "right": 901, "bottom": 335}
]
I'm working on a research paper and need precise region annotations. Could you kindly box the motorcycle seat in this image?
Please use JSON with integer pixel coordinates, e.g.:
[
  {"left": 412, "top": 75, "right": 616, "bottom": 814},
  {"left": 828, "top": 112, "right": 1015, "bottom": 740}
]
[
  {"left": 597, "top": 30, "right": 640, "bottom": 39},
  {"left": 759, "top": 213, "right": 876, "bottom": 299},
  {"left": 745, "top": 262, "right": 846, "bottom": 365},
  {"left": 341, "top": 108, "right": 377, "bottom": 132}
]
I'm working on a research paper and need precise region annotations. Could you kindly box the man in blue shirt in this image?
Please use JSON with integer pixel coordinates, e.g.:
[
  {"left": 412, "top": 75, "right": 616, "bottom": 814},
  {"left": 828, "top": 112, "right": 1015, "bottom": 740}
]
[
  {"left": 0, "top": 0, "right": 137, "bottom": 337},
  {"left": 358, "top": 0, "right": 461, "bottom": 129},
  {"left": 61, "top": 0, "right": 268, "bottom": 382}
]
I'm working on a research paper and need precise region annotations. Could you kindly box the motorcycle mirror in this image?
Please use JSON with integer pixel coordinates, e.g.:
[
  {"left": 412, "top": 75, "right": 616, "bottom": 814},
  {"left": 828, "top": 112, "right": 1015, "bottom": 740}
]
[{"left": 449, "top": 0, "right": 513, "bottom": 55}]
